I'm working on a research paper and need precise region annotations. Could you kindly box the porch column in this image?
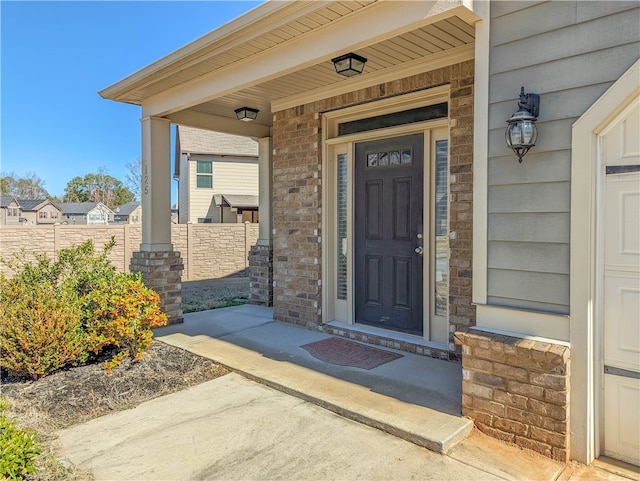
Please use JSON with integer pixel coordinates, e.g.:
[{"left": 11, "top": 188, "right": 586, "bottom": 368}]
[
  {"left": 249, "top": 136, "right": 273, "bottom": 306},
  {"left": 141, "top": 116, "right": 172, "bottom": 251},
  {"left": 257, "top": 136, "right": 273, "bottom": 245},
  {"left": 130, "top": 116, "right": 184, "bottom": 323}
]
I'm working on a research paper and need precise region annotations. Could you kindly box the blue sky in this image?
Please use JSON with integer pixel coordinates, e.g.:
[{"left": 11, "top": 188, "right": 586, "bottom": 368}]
[{"left": 1, "top": 1, "right": 262, "bottom": 202}]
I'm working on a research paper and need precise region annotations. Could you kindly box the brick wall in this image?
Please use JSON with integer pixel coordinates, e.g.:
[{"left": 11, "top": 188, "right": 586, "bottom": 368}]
[
  {"left": 456, "top": 330, "right": 570, "bottom": 462},
  {"left": 0, "top": 223, "right": 258, "bottom": 281},
  {"left": 272, "top": 60, "right": 475, "bottom": 340},
  {"left": 448, "top": 62, "right": 476, "bottom": 350},
  {"left": 272, "top": 106, "right": 323, "bottom": 328}
]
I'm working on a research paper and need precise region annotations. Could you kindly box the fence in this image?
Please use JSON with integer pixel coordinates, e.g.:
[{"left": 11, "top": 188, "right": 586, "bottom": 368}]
[{"left": 0, "top": 223, "right": 259, "bottom": 281}]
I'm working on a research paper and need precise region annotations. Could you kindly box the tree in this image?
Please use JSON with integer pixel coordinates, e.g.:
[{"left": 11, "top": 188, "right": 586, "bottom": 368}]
[
  {"left": 125, "top": 158, "right": 142, "bottom": 201},
  {"left": 0, "top": 172, "right": 50, "bottom": 199},
  {"left": 63, "top": 176, "right": 91, "bottom": 203},
  {"left": 62, "top": 167, "right": 134, "bottom": 209}
]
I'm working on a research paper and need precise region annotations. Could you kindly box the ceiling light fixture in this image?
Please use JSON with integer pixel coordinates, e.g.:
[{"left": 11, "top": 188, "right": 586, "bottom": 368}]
[
  {"left": 234, "top": 107, "right": 259, "bottom": 122},
  {"left": 331, "top": 52, "right": 367, "bottom": 77}
]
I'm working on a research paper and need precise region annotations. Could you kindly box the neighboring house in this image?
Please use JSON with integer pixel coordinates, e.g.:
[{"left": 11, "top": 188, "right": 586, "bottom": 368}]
[
  {"left": 174, "top": 125, "right": 259, "bottom": 223},
  {"left": 100, "top": 0, "right": 640, "bottom": 468},
  {"left": 18, "top": 199, "right": 62, "bottom": 225},
  {"left": 113, "top": 201, "right": 142, "bottom": 224},
  {"left": 0, "top": 196, "right": 21, "bottom": 225},
  {"left": 57, "top": 202, "right": 114, "bottom": 225}
]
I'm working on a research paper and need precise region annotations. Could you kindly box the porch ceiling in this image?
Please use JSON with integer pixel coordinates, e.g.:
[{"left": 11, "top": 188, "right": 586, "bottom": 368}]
[
  {"left": 100, "top": 0, "right": 477, "bottom": 137},
  {"left": 189, "top": 17, "right": 474, "bottom": 122}
]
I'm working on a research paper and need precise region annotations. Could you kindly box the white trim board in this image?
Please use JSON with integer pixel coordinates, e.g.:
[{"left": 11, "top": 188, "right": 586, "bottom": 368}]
[{"left": 475, "top": 304, "right": 569, "bottom": 342}]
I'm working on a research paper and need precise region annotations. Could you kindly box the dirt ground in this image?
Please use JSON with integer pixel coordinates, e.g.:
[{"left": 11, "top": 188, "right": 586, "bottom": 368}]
[
  {"left": 1, "top": 278, "right": 246, "bottom": 481},
  {"left": 181, "top": 276, "right": 250, "bottom": 312}
]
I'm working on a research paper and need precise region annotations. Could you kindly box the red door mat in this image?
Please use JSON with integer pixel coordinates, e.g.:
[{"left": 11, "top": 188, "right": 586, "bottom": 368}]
[{"left": 301, "top": 337, "right": 403, "bottom": 370}]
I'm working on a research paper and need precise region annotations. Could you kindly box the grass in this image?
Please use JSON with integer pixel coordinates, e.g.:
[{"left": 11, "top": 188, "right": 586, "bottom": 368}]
[{"left": 182, "top": 296, "right": 248, "bottom": 313}]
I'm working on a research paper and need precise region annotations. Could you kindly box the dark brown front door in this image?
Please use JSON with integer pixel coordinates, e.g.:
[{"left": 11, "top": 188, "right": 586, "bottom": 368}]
[{"left": 355, "top": 134, "right": 424, "bottom": 335}]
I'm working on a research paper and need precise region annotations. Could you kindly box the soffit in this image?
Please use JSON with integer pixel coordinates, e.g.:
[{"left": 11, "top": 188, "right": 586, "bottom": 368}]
[
  {"left": 101, "top": 0, "right": 477, "bottom": 135},
  {"left": 186, "top": 16, "right": 474, "bottom": 123},
  {"left": 103, "top": 1, "right": 376, "bottom": 104}
]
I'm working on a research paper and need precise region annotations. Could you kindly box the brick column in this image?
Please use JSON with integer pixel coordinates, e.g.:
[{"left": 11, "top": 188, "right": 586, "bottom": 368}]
[
  {"left": 131, "top": 251, "right": 184, "bottom": 324},
  {"left": 249, "top": 244, "right": 273, "bottom": 306},
  {"left": 455, "top": 330, "right": 570, "bottom": 462}
]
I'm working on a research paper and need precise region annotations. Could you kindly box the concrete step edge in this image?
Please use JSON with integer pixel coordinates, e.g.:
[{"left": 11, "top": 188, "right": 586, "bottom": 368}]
[{"left": 158, "top": 334, "right": 473, "bottom": 454}]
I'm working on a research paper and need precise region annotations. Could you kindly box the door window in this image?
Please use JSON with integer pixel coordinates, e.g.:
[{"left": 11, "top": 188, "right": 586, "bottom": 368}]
[{"left": 434, "top": 139, "right": 449, "bottom": 317}]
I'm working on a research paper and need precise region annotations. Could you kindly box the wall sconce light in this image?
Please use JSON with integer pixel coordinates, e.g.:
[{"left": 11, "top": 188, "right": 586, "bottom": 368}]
[
  {"left": 331, "top": 52, "right": 367, "bottom": 77},
  {"left": 505, "top": 87, "right": 540, "bottom": 163},
  {"left": 234, "top": 107, "right": 259, "bottom": 122}
]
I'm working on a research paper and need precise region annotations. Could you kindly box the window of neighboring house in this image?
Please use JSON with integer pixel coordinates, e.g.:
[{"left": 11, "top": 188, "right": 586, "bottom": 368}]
[
  {"left": 39, "top": 211, "right": 47, "bottom": 219},
  {"left": 51, "top": 211, "right": 58, "bottom": 219},
  {"left": 196, "top": 160, "right": 213, "bottom": 188},
  {"left": 8, "top": 207, "right": 18, "bottom": 217},
  {"left": 197, "top": 217, "right": 212, "bottom": 223}
]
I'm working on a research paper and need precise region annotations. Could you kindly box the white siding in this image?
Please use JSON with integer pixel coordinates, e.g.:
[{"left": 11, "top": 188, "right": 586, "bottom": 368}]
[
  {"left": 188, "top": 155, "right": 217, "bottom": 223},
  {"left": 487, "top": 1, "right": 640, "bottom": 314},
  {"left": 212, "top": 158, "right": 259, "bottom": 195},
  {"left": 185, "top": 155, "right": 258, "bottom": 223}
]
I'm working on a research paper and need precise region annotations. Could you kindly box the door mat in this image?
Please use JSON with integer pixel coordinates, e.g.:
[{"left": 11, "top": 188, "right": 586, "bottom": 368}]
[{"left": 301, "top": 337, "right": 403, "bottom": 370}]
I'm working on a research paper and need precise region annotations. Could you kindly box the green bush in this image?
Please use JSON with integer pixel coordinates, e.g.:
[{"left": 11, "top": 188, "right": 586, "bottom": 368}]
[
  {"left": 0, "top": 399, "right": 41, "bottom": 480},
  {"left": 0, "top": 277, "right": 88, "bottom": 380},
  {"left": 0, "top": 239, "right": 167, "bottom": 378}
]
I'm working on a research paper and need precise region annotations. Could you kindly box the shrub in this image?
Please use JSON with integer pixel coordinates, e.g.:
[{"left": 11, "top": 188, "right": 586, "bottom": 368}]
[
  {"left": 0, "top": 399, "right": 41, "bottom": 480},
  {"left": 0, "top": 238, "right": 166, "bottom": 377},
  {"left": 83, "top": 273, "right": 168, "bottom": 372},
  {"left": 0, "top": 277, "right": 88, "bottom": 380}
]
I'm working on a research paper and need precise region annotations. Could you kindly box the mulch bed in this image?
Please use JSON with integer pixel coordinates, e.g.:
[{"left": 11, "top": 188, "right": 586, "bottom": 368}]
[
  {"left": 1, "top": 341, "right": 229, "bottom": 481},
  {"left": 1, "top": 341, "right": 228, "bottom": 430}
]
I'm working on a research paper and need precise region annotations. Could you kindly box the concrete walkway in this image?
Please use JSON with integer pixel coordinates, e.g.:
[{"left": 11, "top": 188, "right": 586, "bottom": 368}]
[{"left": 58, "top": 305, "right": 638, "bottom": 481}]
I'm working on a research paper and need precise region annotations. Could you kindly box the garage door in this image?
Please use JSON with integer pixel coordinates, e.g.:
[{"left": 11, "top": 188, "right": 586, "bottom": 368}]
[{"left": 602, "top": 99, "right": 640, "bottom": 466}]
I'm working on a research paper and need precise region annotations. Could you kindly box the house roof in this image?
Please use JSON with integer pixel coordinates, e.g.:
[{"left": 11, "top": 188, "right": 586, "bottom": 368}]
[
  {"left": 17, "top": 199, "right": 57, "bottom": 211},
  {"left": 57, "top": 202, "right": 114, "bottom": 215},
  {"left": 214, "top": 194, "right": 259, "bottom": 210},
  {"left": 0, "top": 196, "right": 18, "bottom": 208},
  {"left": 100, "top": 1, "right": 477, "bottom": 138},
  {"left": 178, "top": 126, "right": 258, "bottom": 157},
  {"left": 116, "top": 201, "right": 141, "bottom": 216}
]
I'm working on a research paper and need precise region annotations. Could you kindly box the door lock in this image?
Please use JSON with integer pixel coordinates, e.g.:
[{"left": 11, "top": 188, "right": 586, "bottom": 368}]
[{"left": 414, "top": 246, "right": 424, "bottom": 255}]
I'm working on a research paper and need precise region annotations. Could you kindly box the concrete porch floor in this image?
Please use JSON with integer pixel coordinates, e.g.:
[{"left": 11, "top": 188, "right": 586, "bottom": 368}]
[
  {"left": 152, "top": 304, "right": 638, "bottom": 481},
  {"left": 156, "top": 304, "right": 471, "bottom": 454}
]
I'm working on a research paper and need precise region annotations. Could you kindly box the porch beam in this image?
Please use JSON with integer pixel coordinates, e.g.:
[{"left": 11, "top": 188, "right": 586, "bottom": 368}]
[
  {"left": 166, "top": 110, "right": 270, "bottom": 139},
  {"left": 141, "top": 4, "right": 480, "bottom": 118}
]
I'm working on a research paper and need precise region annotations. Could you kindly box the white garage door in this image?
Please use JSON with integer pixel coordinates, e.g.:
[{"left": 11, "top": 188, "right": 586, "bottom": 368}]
[{"left": 602, "top": 99, "right": 640, "bottom": 466}]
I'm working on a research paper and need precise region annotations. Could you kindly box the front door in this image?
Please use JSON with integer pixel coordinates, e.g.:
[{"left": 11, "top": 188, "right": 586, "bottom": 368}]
[
  {"left": 354, "top": 134, "right": 423, "bottom": 334},
  {"left": 601, "top": 100, "right": 640, "bottom": 466}
]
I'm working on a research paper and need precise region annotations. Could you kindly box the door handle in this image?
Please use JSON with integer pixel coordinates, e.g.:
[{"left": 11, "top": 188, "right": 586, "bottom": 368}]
[{"left": 414, "top": 246, "right": 424, "bottom": 255}]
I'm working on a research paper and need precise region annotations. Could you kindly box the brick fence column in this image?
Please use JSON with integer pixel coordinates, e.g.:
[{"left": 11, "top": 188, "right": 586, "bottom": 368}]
[{"left": 130, "top": 250, "right": 184, "bottom": 324}]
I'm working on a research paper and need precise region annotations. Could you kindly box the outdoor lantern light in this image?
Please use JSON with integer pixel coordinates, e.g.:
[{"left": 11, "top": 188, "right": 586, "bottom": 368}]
[
  {"left": 331, "top": 52, "right": 367, "bottom": 77},
  {"left": 505, "top": 86, "right": 540, "bottom": 163},
  {"left": 234, "top": 107, "right": 259, "bottom": 122}
]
